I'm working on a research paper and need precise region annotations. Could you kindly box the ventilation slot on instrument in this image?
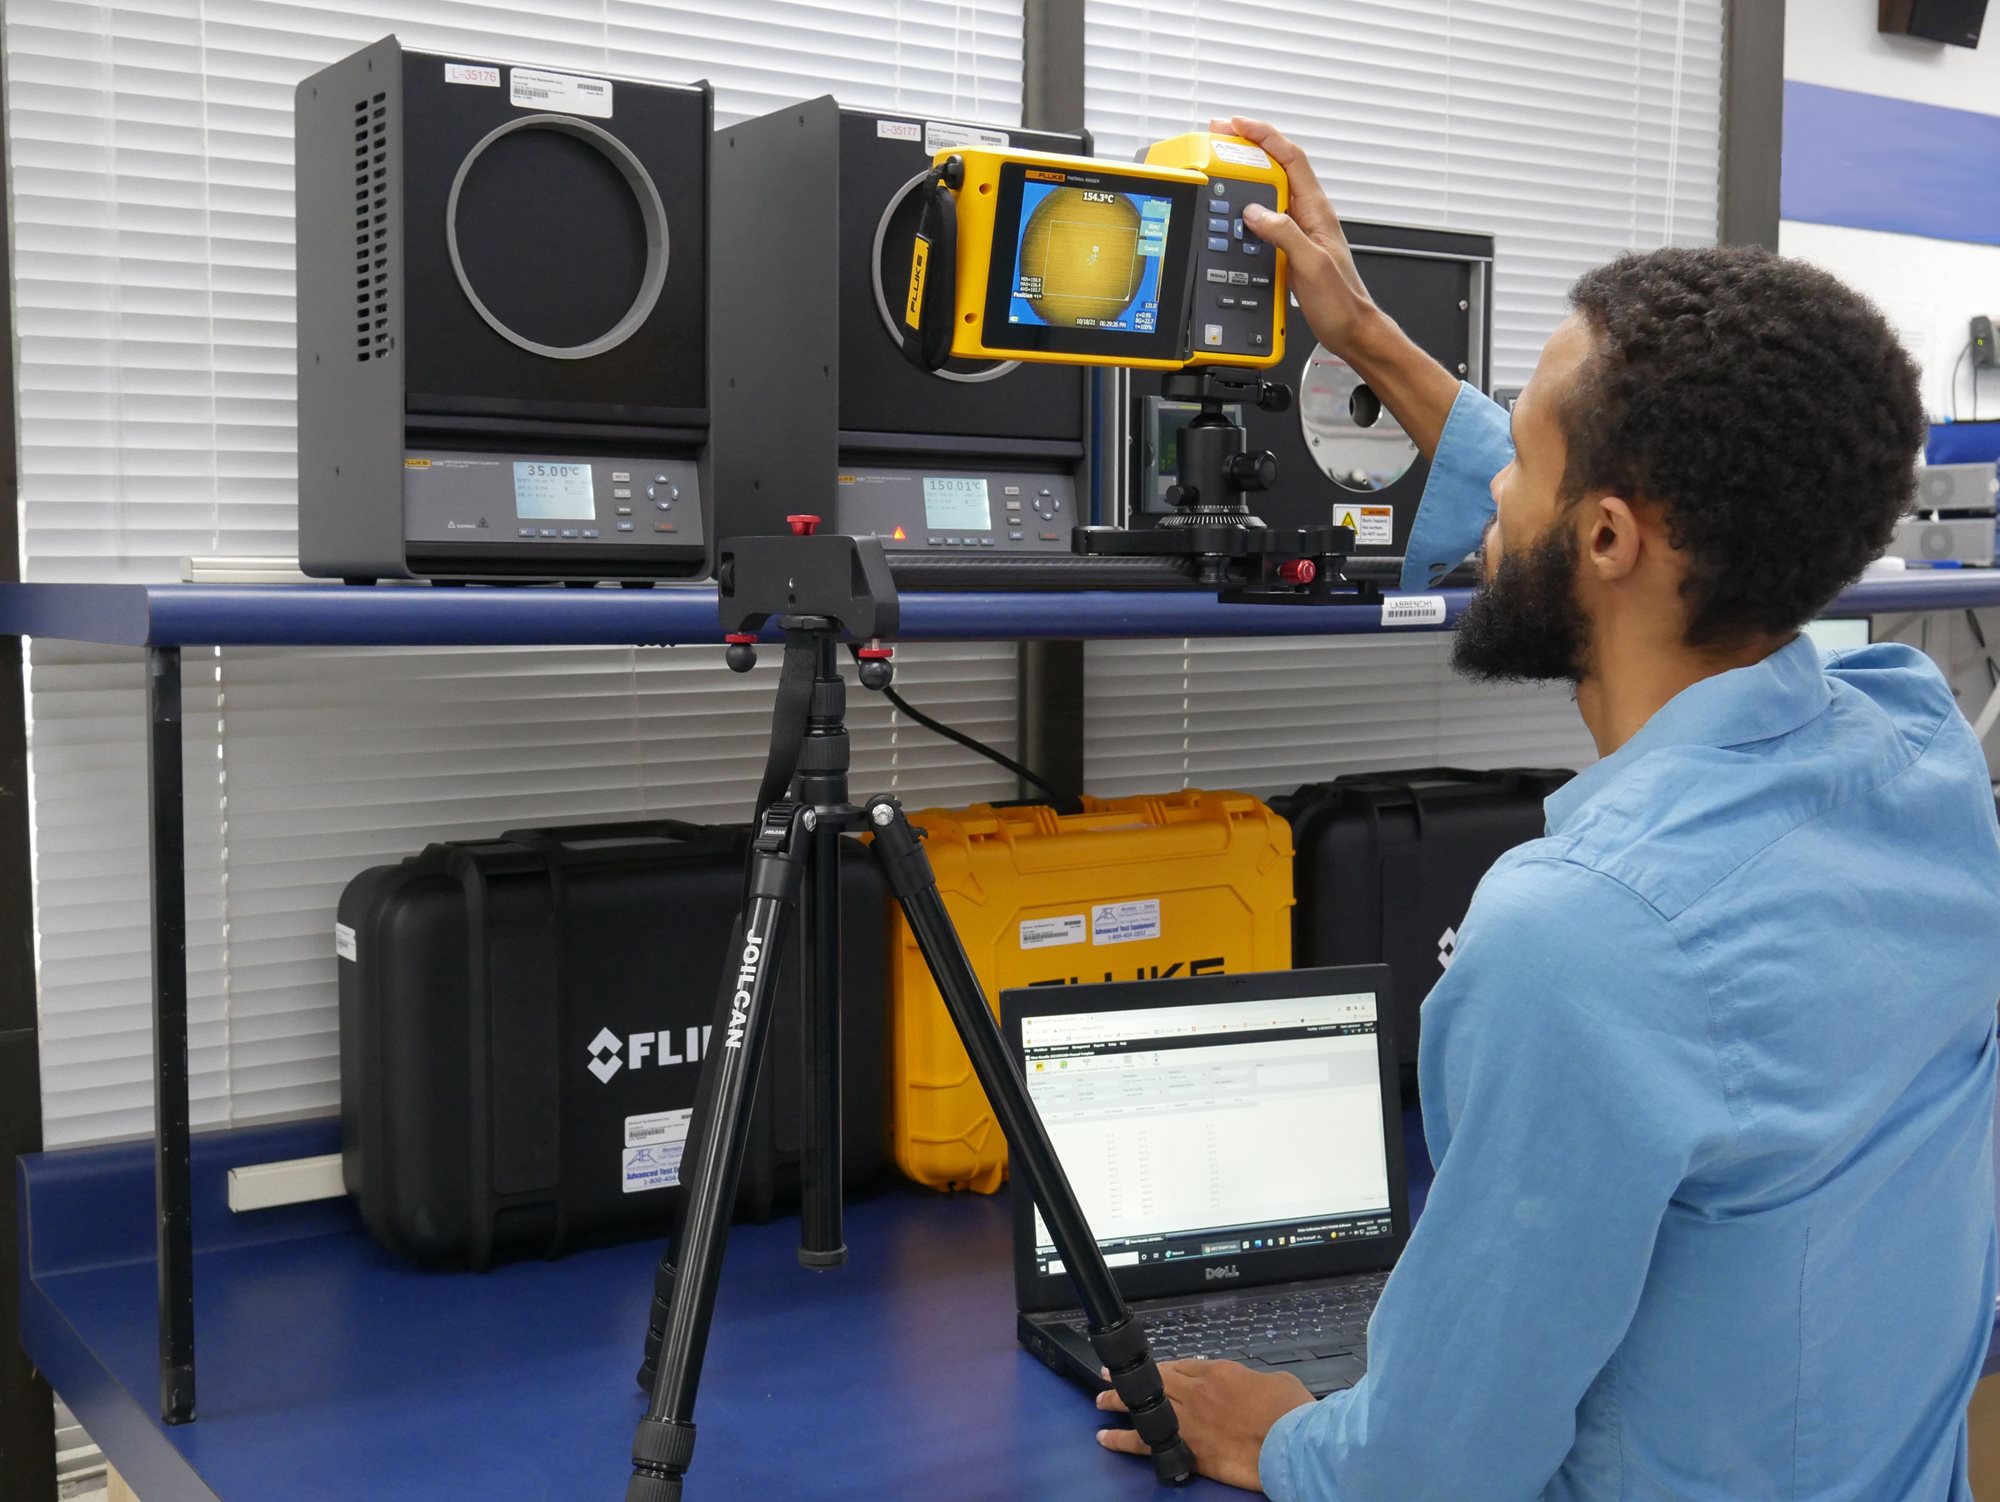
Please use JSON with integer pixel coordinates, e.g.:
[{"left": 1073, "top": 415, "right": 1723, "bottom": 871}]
[{"left": 354, "top": 93, "right": 391, "bottom": 359}]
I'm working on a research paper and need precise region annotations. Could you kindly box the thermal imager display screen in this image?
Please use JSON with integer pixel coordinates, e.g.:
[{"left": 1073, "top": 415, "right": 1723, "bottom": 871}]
[
  {"left": 1005, "top": 181, "right": 1172, "bottom": 335},
  {"left": 980, "top": 163, "right": 1195, "bottom": 362}
]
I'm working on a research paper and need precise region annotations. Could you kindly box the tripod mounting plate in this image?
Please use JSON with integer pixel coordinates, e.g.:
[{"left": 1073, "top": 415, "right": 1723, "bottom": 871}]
[
  {"left": 1160, "top": 365, "right": 1290, "bottom": 414},
  {"left": 716, "top": 533, "right": 900, "bottom": 642},
  {"left": 1077, "top": 522, "right": 1352, "bottom": 560}
]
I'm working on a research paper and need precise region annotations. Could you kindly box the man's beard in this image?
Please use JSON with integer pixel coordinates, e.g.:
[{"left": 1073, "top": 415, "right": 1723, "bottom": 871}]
[{"left": 1449, "top": 523, "right": 1592, "bottom": 684}]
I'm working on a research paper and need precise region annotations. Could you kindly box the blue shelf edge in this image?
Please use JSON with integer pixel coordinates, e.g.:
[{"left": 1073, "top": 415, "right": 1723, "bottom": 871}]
[{"left": 1, "top": 569, "right": 1988, "bottom": 649}]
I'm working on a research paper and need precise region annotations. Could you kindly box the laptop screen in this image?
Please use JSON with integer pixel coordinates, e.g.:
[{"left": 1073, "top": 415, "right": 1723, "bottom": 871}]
[{"left": 1012, "top": 974, "right": 1401, "bottom": 1299}]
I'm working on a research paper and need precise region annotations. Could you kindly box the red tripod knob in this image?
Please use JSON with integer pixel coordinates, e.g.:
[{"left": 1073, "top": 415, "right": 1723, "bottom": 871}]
[
  {"left": 787, "top": 514, "right": 822, "bottom": 537},
  {"left": 1279, "top": 558, "right": 1317, "bottom": 585}
]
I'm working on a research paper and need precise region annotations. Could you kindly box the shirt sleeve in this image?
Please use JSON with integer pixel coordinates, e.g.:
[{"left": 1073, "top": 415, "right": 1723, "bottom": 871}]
[
  {"left": 1258, "top": 856, "right": 1735, "bottom": 1502},
  {"left": 1397, "top": 382, "right": 1513, "bottom": 593}
]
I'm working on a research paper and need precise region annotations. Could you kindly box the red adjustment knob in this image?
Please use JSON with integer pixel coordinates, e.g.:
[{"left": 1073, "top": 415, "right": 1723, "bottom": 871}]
[
  {"left": 1278, "top": 558, "right": 1317, "bottom": 585},
  {"left": 725, "top": 633, "right": 758, "bottom": 645},
  {"left": 856, "top": 646, "right": 894, "bottom": 661},
  {"left": 786, "top": 514, "right": 822, "bottom": 537}
]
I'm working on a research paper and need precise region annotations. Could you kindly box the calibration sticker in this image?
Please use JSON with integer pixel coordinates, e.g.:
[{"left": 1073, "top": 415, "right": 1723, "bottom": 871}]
[
  {"left": 1092, "top": 899, "right": 1162, "bottom": 946},
  {"left": 622, "top": 1108, "right": 692, "bottom": 1194}
]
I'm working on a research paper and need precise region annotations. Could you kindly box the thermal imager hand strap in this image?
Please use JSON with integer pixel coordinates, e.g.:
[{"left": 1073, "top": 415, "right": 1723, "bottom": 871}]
[{"left": 901, "top": 155, "right": 961, "bottom": 372}]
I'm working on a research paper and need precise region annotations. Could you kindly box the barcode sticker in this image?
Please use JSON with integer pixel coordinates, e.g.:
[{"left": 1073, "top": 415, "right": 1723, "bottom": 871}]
[
  {"left": 626, "top": 1107, "right": 691, "bottom": 1149},
  {"left": 333, "top": 922, "right": 357, "bottom": 962},
  {"left": 510, "top": 67, "right": 614, "bottom": 119},
  {"left": 1381, "top": 595, "right": 1448, "bottom": 627},
  {"left": 1021, "top": 914, "right": 1087, "bottom": 950},
  {"left": 877, "top": 119, "right": 922, "bottom": 142},
  {"left": 925, "top": 121, "right": 1009, "bottom": 154}
]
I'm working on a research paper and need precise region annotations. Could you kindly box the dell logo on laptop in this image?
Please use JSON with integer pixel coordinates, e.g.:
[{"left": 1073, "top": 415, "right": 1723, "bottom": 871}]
[{"left": 1205, "top": 1264, "right": 1240, "bottom": 1281}]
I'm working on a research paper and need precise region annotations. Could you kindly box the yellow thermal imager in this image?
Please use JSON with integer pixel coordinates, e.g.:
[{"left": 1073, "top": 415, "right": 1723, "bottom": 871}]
[{"left": 900, "top": 132, "right": 1289, "bottom": 373}]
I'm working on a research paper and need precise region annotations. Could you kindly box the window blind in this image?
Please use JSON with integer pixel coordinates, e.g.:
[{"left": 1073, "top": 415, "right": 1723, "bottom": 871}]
[
  {"left": 8, "top": 0, "right": 1027, "bottom": 1146},
  {"left": 1081, "top": 0, "right": 1722, "bottom": 796},
  {"left": 1083, "top": 0, "right": 1723, "bottom": 391}
]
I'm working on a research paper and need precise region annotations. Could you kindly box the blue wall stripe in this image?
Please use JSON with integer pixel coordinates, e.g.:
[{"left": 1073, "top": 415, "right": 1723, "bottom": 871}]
[{"left": 1782, "top": 80, "right": 2000, "bottom": 248}]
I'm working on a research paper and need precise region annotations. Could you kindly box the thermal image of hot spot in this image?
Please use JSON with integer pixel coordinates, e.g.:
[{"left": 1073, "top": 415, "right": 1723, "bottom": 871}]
[{"left": 1017, "top": 188, "right": 1145, "bottom": 327}]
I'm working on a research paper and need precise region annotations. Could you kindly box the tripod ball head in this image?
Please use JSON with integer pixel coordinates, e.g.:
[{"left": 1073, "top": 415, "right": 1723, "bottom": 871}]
[
  {"left": 854, "top": 643, "right": 895, "bottom": 692},
  {"left": 724, "top": 634, "right": 759, "bottom": 673}
]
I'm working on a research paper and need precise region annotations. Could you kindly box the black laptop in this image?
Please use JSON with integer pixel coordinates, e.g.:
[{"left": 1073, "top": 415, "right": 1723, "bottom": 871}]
[{"left": 1005, "top": 965, "right": 1411, "bottom": 1398}]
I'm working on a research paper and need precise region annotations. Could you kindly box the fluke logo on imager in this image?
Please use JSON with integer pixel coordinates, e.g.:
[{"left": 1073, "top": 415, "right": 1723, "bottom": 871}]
[
  {"left": 1028, "top": 956, "right": 1225, "bottom": 988},
  {"left": 586, "top": 1026, "right": 710, "bottom": 1084}
]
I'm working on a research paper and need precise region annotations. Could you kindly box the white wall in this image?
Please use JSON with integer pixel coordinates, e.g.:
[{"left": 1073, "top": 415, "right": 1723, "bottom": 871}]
[
  {"left": 1778, "top": 221, "right": 2000, "bottom": 420},
  {"left": 1787, "top": 0, "right": 2000, "bottom": 110},
  {"left": 1779, "top": 1, "right": 2000, "bottom": 421}
]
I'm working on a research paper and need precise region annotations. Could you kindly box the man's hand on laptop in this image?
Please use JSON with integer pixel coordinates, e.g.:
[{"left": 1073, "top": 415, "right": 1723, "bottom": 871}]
[{"left": 1096, "top": 1359, "right": 1315, "bottom": 1490}]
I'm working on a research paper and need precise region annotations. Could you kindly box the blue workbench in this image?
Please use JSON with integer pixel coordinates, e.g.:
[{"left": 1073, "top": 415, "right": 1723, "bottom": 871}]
[
  {"left": 18, "top": 1104, "right": 1999, "bottom": 1501},
  {"left": 17, "top": 1114, "right": 1439, "bottom": 1502}
]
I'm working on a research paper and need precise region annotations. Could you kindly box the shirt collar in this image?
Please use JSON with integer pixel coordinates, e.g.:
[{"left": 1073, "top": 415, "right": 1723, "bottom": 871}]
[{"left": 1544, "top": 633, "right": 1832, "bottom": 835}]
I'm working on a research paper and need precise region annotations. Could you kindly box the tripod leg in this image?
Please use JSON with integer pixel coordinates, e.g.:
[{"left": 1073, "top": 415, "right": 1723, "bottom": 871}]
[
  {"left": 629, "top": 806, "right": 808, "bottom": 1502},
  {"left": 863, "top": 796, "right": 1196, "bottom": 1486},
  {"left": 796, "top": 820, "right": 845, "bottom": 1266}
]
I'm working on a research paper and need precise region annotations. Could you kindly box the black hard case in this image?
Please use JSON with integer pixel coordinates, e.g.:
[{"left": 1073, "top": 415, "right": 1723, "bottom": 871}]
[
  {"left": 337, "top": 819, "right": 888, "bottom": 1268},
  {"left": 1273, "top": 769, "right": 1572, "bottom": 1086}
]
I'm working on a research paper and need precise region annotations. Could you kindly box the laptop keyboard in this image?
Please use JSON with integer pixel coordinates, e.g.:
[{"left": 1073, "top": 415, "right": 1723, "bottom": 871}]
[{"left": 1054, "top": 1272, "right": 1388, "bottom": 1367}]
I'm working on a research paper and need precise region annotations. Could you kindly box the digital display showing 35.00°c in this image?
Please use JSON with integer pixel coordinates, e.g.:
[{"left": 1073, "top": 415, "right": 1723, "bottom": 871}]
[{"left": 513, "top": 461, "right": 595, "bottom": 520}]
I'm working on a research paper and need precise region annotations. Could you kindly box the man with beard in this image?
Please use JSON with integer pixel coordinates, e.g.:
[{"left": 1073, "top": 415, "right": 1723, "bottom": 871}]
[{"left": 1093, "top": 118, "right": 2000, "bottom": 1501}]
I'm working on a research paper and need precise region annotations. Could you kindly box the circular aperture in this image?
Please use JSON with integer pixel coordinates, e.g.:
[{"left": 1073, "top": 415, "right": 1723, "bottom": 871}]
[
  {"left": 872, "top": 171, "right": 1019, "bottom": 384},
  {"left": 448, "top": 114, "right": 668, "bottom": 360},
  {"left": 1298, "top": 343, "right": 1419, "bottom": 493}
]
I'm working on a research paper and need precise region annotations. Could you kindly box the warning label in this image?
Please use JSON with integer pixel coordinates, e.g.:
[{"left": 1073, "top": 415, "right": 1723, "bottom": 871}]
[
  {"left": 1092, "top": 899, "right": 1162, "bottom": 946},
  {"left": 622, "top": 1108, "right": 691, "bottom": 1194},
  {"left": 1021, "top": 914, "right": 1087, "bottom": 950},
  {"left": 1335, "top": 505, "right": 1394, "bottom": 547}
]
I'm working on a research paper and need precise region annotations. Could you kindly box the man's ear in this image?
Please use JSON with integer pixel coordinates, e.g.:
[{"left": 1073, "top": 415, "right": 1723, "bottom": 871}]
[{"left": 1583, "top": 495, "right": 1643, "bottom": 583}]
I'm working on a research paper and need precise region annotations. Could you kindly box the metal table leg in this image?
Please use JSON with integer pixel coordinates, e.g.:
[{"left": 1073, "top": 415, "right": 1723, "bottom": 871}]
[{"left": 146, "top": 645, "right": 195, "bottom": 1423}]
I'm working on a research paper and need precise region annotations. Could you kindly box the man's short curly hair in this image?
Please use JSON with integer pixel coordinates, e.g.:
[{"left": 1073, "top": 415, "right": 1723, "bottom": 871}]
[{"left": 1561, "top": 246, "right": 1926, "bottom": 648}]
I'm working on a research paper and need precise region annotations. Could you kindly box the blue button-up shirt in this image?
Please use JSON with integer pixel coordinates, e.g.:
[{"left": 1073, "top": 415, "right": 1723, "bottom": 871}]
[{"left": 1262, "top": 385, "right": 2000, "bottom": 1501}]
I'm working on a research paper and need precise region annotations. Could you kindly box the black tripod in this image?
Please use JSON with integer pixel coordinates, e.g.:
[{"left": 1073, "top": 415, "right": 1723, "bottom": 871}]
[{"left": 625, "top": 527, "right": 1193, "bottom": 1500}]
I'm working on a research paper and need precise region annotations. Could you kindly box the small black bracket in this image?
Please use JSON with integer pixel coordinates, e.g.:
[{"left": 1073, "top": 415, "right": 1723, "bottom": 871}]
[{"left": 715, "top": 533, "right": 901, "bottom": 642}]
